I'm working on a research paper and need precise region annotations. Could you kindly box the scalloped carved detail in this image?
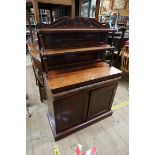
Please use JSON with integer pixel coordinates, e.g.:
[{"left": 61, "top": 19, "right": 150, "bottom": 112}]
[{"left": 36, "top": 16, "right": 108, "bottom": 28}]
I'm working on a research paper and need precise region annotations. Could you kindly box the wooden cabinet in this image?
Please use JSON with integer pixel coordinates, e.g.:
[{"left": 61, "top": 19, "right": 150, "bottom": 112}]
[{"left": 29, "top": 17, "right": 122, "bottom": 140}]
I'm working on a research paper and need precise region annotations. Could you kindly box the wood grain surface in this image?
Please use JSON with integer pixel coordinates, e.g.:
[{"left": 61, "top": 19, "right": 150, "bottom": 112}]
[{"left": 47, "top": 62, "right": 122, "bottom": 93}]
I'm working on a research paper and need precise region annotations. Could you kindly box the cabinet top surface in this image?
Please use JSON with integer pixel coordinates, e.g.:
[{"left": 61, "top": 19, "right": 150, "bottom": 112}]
[{"left": 46, "top": 62, "right": 122, "bottom": 93}]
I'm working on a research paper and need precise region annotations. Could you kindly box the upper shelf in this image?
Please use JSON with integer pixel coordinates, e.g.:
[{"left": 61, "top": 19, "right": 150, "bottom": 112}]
[
  {"left": 38, "top": 28, "right": 115, "bottom": 33},
  {"left": 42, "top": 43, "right": 115, "bottom": 56}
]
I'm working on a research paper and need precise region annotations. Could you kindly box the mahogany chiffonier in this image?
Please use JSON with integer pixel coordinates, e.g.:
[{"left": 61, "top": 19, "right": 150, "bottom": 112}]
[{"left": 28, "top": 17, "right": 122, "bottom": 140}]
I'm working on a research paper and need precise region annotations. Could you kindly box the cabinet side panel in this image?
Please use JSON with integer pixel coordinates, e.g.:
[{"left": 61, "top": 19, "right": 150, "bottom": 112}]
[{"left": 45, "top": 82, "right": 54, "bottom": 118}]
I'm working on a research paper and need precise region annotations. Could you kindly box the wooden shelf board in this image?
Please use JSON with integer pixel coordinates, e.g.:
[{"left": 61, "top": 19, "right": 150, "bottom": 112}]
[
  {"left": 43, "top": 43, "right": 115, "bottom": 56},
  {"left": 38, "top": 28, "right": 115, "bottom": 33}
]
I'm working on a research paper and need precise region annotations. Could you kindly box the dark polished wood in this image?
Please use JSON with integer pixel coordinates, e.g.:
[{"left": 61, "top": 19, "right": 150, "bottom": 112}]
[{"left": 29, "top": 17, "right": 122, "bottom": 140}]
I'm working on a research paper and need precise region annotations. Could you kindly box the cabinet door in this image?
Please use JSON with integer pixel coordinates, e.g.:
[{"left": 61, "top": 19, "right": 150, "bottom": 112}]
[
  {"left": 54, "top": 92, "right": 89, "bottom": 133},
  {"left": 88, "top": 83, "right": 118, "bottom": 120}
]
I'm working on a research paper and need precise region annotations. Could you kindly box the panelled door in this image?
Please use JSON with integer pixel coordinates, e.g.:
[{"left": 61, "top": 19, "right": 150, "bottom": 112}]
[
  {"left": 54, "top": 91, "right": 89, "bottom": 132},
  {"left": 87, "top": 83, "right": 118, "bottom": 120}
]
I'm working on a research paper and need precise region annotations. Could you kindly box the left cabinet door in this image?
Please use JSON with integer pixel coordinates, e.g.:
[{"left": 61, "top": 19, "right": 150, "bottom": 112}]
[{"left": 54, "top": 92, "right": 89, "bottom": 133}]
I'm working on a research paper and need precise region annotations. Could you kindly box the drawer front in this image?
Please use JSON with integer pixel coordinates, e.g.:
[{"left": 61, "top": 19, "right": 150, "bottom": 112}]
[
  {"left": 88, "top": 83, "right": 118, "bottom": 120},
  {"left": 54, "top": 92, "right": 89, "bottom": 133}
]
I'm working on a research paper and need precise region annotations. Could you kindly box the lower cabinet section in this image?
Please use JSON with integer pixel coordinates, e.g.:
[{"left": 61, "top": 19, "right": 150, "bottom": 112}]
[{"left": 47, "top": 80, "right": 119, "bottom": 140}]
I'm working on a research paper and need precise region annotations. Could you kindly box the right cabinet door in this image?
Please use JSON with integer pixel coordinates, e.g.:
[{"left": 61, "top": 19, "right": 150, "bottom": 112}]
[{"left": 88, "top": 83, "right": 118, "bottom": 120}]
